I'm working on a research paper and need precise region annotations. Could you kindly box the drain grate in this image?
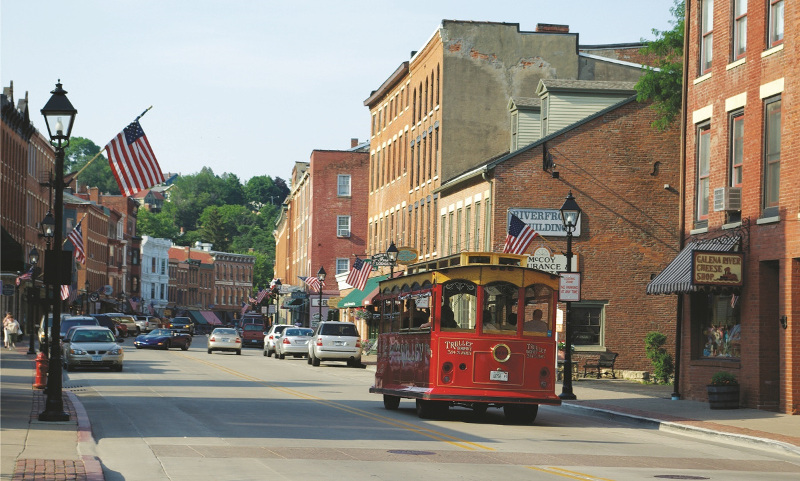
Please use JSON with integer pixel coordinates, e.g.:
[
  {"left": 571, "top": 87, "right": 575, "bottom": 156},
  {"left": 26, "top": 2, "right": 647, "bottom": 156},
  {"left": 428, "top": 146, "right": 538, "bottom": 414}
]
[
  {"left": 387, "top": 450, "right": 436, "bottom": 456},
  {"left": 654, "top": 476, "right": 710, "bottom": 480}
]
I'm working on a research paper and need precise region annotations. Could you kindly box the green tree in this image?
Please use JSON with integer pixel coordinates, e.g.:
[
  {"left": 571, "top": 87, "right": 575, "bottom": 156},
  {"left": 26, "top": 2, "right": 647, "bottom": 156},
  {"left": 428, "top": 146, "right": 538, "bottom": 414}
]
[
  {"left": 645, "top": 331, "right": 674, "bottom": 384},
  {"left": 635, "top": 0, "right": 684, "bottom": 130},
  {"left": 245, "top": 175, "right": 288, "bottom": 210},
  {"left": 198, "top": 205, "right": 234, "bottom": 252},
  {"left": 64, "top": 137, "right": 120, "bottom": 194},
  {"left": 137, "top": 204, "right": 180, "bottom": 239}
]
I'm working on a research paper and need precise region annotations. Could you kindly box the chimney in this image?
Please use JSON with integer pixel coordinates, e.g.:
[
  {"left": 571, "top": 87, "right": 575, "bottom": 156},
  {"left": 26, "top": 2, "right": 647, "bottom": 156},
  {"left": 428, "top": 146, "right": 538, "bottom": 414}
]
[
  {"left": 89, "top": 187, "right": 100, "bottom": 203},
  {"left": 350, "top": 138, "right": 359, "bottom": 148},
  {"left": 535, "top": 23, "right": 569, "bottom": 34}
]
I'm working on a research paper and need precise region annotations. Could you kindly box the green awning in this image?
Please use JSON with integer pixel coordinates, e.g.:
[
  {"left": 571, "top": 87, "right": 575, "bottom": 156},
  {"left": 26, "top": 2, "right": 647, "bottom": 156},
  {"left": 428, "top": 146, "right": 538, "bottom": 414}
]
[
  {"left": 338, "top": 275, "right": 386, "bottom": 308},
  {"left": 187, "top": 310, "right": 208, "bottom": 325}
]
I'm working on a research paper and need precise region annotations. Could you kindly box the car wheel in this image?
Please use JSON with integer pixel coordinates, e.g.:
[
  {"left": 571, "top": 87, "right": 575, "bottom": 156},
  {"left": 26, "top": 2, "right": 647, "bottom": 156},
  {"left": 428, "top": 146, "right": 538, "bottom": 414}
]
[
  {"left": 263, "top": 349, "right": 268, "bottom": 357},
  {"left": 163, "top": 341, "right": 171, "bottom": 350},
  {"left": 279, "top": 353, "right": 285, "bottom": 359},
  {"left": 207, "top": 348, "right": 213, "bottom": 354},
  {"left": 307, "top": 355, "right": 312, "bottom": 365},
  {"left": 383, "top": 395, "right": 401, "bottom": 410},
  {"left": 135, "top": 345, "right": 142, "bottom": 349},
  {"left": 181, "top": 343, "right": 189, "bottom": 351},
  {"left": 113, "top": 364, "right": 123, "bottom": 372},
  {"left": 63, "top": 362, "right": 71, "bottom": 372},
  {"left": 136, "top": 328, "right": 141, "bottom": 336},
  {"left": 312, "top": 356, "right": 320, "bottom": 367},
  {"left": 236, "top": 349, "right": 241, "bottom": 355}
]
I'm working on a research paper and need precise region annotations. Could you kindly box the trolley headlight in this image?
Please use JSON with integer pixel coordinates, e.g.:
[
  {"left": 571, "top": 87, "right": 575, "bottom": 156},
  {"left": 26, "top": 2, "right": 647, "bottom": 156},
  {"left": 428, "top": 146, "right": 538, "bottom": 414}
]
[{"left": 491, "top": 343, "right": 511, "bottom": 363}]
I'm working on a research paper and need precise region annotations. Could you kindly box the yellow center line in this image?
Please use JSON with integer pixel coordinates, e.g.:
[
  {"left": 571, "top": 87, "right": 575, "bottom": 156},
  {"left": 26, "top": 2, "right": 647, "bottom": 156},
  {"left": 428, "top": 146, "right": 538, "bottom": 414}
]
[
  {"left": 181, "top": 353, "right": 494, "bottom": 451},
  {"left": 527, "top": 466, "right": 616, "bottom": 481}
]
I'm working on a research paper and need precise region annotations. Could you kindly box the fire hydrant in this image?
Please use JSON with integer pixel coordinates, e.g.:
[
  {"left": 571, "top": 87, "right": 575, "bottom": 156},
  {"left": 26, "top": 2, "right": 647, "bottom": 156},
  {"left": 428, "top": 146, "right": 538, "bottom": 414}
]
[{"left": 33, "top": 352, "right": 48, "bottom": 389}]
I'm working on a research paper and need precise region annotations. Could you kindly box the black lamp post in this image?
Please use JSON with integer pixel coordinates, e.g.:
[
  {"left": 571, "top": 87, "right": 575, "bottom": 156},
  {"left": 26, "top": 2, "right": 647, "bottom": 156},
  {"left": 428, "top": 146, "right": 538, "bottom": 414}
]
[
  {"left": 39, "top": 213, "right": 54, "bottom": 355},
  {"left": 27, "top": 248, "right": 40, "bottom": 355},
  {"left": 272, "top": 279, "right": 281, "bottom": 326},
  {"left": 386, "top": 241, "right": 398, "bottom": 280},
  {"left": 39, "top": 80, "right": 76, "bottom": 422},
  {"left": 559, "top": 191, "right": 581, "bottom": 401},
  {"left": 84, "top": 279, "right": 90, "bottom": 315},
  {"left": 316, "top": 267, "right": 326, "bottom": 326}
]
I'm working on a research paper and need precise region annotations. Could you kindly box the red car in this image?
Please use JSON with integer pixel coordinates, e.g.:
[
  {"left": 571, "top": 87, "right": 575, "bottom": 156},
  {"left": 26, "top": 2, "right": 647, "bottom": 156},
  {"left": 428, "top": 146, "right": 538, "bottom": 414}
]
[{"left": 240, "top": 324, "right": 266, "bottom": 348}]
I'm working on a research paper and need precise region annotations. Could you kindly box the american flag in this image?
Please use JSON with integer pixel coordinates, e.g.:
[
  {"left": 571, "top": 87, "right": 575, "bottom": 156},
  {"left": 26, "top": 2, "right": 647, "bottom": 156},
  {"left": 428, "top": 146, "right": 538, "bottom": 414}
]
[
  {"left": 302, "top": 276, "right": 323, "bottom": 293},
  {"left": 255, "top": 288, "right": 269, "bottom": 304},
  {"left": 60, "top": 285, "right": 77, "bottom": 303},
  {"left": 105, "top": 120, "right": 165, "bottom": 197},
  {"left": 240, "top": 302, "right": 250, "bottom": 315},
  {"left": 346, "top": 257, "right": 372, "bottom": 291},
  {"left": 248, "top": 295, "right": 257, "bottom": 304},
  {"left": 503, "top": 214, "right": 539, "bottom": 255},
  {"left": 15, "top": 269, "right": 32, "bottom": 286},
  {"left": 129, "top": 297, "right": 139, "bottom": 312},
  {"left": 67, "top": 219, "right": 86, "bottom": 265}
]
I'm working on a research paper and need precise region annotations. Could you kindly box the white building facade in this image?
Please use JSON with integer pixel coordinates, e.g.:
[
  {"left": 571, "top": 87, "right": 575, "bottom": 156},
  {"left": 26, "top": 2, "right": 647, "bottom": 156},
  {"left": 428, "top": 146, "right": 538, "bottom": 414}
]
[{"left": 140, "top": 236, "right": 171, "bottom": 316}]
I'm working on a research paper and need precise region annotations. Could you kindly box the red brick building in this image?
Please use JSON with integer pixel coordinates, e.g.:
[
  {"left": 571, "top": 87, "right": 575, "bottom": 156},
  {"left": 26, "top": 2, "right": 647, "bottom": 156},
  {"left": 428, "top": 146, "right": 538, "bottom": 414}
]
[
  {"left": 440, "top": 97, "right": 681, "bottom": 373},
  {"left": 648, "top": 0, "right": 798, "bottom": 413},
  {"left": 273, "top": 140, "right": 369, "bottom": 326}
]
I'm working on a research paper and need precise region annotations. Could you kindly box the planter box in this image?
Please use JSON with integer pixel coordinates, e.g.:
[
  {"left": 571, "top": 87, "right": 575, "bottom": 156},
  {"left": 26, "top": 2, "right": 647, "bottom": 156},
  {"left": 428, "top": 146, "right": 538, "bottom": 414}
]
[{"left": 707, "top": 385, "right": 739, "bottom": 409}]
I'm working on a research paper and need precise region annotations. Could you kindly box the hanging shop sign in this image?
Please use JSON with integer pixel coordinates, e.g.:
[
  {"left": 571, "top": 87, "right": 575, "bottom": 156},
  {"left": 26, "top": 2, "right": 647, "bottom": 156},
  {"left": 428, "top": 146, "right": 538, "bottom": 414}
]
[
  {"left": 691, "top": 251, "right": 744, "bottom": 287},
  {"left": 526, "top": 247, "right": 577, "bottom": 274},
  {"left": 396, "top": 247, "right": 419, "bottom": 265}
]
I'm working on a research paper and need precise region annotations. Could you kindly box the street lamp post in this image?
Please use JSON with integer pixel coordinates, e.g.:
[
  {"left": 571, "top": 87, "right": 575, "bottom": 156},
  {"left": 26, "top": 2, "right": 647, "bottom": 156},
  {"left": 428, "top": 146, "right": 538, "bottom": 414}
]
[
  {"left": 559, "top": 191, "right": 581, "bottom": 401},
  {"left": 316, "top": 267, "right": 326, "bottom": 326},
  {"left": 27, "top": 248, "right": 40, "bottom": 355},
  {"left": 39, "top": 213, "right": 54, "bottom": 355},
  {"left": 84, "top": 280, "right": 90, "bottom": 315},
  {"left": 386, "top": 241, "right": 398, "bottom": 280},
  {"left": 272, "top": 279, "right": 281, "bottom": 326},
  {"left": 39, "top": 80, "right": 77, "bottom": 422}
]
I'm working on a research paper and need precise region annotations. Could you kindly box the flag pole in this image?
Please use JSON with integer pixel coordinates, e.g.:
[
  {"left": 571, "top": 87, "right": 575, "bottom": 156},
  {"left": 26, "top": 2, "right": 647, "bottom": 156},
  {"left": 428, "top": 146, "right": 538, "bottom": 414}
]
[
  {"left": 61, "top": 212, "right": 88, "bottom": 247},
  {"left": 72, "top": 106, "right": 154, "bottom": 179}
]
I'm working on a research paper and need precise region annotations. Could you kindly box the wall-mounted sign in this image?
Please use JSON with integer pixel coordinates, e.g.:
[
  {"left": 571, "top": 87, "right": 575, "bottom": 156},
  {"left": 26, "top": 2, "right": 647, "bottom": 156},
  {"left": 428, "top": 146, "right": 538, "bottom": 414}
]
[
  {"left": 371, "top": 253, "right": 392, "bottom": 267},
  {"left": 396, "top": 247, "right": 419, "bottom": 265},
  {"left": 526, "top": 247, "right": 577, "bottom": 274},
  {"left": 692, "top": 251, "right": 744, "bottom": 286},
  {"left": 327, "top": 297, "right": 342, "bottom": 309},
  {"left": 508, "top": 208, "right": 581, "bottom": 237},
  {"left": 559, "top": 272, "right": 581, "bottom": 302}
]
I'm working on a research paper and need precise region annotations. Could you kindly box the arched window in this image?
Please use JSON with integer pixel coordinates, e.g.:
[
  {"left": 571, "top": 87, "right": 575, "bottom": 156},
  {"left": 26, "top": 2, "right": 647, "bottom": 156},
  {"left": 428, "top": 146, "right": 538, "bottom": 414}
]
[
  {"left": 482, "top": 281, "right": 520, "bottom": 333},
  {"left": 441, "top": 279, "right": 477, "bottom": 332}
]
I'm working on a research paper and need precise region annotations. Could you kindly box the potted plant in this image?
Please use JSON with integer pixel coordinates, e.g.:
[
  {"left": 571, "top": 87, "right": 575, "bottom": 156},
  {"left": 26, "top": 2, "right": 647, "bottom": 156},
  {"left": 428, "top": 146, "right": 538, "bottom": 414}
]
[{"left": 707, "top": 371, "right": 739, "bottom": 409}]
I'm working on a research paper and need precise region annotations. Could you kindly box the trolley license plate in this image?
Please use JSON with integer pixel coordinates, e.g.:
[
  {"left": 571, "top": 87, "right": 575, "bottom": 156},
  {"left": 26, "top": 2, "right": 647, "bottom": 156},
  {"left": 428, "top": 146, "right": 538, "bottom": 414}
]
[{"left": 490, "top": 370, "right": 509, "bottom": 381}]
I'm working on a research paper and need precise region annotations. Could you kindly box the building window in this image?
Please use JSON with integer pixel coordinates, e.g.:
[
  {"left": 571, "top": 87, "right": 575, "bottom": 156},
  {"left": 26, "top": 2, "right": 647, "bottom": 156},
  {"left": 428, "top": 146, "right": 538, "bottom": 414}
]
[
  {"left": 474, "top": 201, "right": 481, "bottom": 250},
  {"left": 733, "top": 0, "right": 746, "bottom": 59},
  {"left": 701, "top": 0, "right": 714, "bottom": 74},
  {"left": 336, "top": 258, "right": 349, "bottom": 275},
  {"left": 483, "top": 198, "right": 491, "bottom": 251},
  {"left": 440, "top": 214, "right": 446, "bottom": 256},
  {"left": 730, "top": 112, "right": 744, "bottom": 187},
  {"left": 571, "top": 303, "right": 605, "bottom": 348},
  {"left": 432, "top": 197, "right": 437, "bottom": 252},
  {"left": 465, "top": 205, "right": 471, "bottom": 252},
  {"left": 768, "top": 0, "right": 784, "bottom": 48},
  {"left": 337, "top": 216, "right": 351, "bottom": 237},
  {"left": 456, "top": 208, "right": 462, "bottom": 252},
  {"left": 541, "top": 96, "right": 549, "bottom": 136},
  {"left": 337, "top": 175, "right": 351, "bottom": 196},
  {"left": 764, "top": 96, "right": 781, "bottom": 211},
  {"left": 692, "top": 292, "right": 741, "bottom": 359},
  {"left": 448, "top": 211, "right": 455, "bottom": 255},
  {"left": 696, "top": 124, "right": 711, "bottom": 221}
]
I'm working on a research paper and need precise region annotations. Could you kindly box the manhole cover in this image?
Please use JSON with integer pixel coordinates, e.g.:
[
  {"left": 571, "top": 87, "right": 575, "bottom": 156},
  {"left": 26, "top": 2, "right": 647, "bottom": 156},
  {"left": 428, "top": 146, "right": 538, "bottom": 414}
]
[
  {"left": 387, "top": 450, "right": 435, "bottom": 456},
  {"left": 654, "top": 476, "right": 710, "bottom": 480}
]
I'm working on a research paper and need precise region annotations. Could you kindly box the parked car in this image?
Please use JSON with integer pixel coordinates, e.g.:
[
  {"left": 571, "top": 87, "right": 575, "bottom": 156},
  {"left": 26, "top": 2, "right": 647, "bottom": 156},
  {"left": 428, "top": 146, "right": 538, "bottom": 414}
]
[
  {"left": 90, "top": 314, "right": 122, "bottom": 338},
  {"left": 275, "top": 327, "right": 313, "bottom": 359},
  {"left": 263, "top": 324, "right": 292, "bottom": 357},
  {"left": 38, "top": 313, "right": 71, "bottom": 344},
  {"left": 207, "top": 328, "right": 241, "bottom": 355},
  {"left": 62, "top": 326, "right": 124, "bottom": 372},
  {"left": 135, "top": 315, "right": 158, "bottom": 333},
  {"left": 133, "top": 328, "right": 192, "bottom": 350},
  {"left": 105, "top": 313, "right": 140, "bottom": 337},
  {"left": 241, "top": 324, "right": 266, "bottom": 348},
  {"left": 168, "top": 317, "right": 195, "bottom": 335},
  {"left": 59, "top": 316, "right": 100, "bottom": 340},
  {"left": 308, "top": 321, "right": 362, "bottom": 367}
]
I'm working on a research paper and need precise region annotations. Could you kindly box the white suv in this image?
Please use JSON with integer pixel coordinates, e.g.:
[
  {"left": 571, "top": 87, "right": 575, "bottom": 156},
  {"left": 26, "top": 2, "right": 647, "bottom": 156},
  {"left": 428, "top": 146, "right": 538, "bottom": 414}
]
[
  {"left": 307, "top": 321, "right": 363, "bottom": 367},
  {"left": 135, "top": 315, "right": 158, "bottom": 333}
]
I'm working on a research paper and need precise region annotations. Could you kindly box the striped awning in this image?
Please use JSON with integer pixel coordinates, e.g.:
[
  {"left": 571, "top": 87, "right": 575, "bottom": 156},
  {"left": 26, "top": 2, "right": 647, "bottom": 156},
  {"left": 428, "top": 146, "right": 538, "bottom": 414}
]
[
  {"left": 200, "top": 310, "right": 222, "bottom": 325},
  {"left": 647, "top": 236, "right": 741, "bottom": 295}
]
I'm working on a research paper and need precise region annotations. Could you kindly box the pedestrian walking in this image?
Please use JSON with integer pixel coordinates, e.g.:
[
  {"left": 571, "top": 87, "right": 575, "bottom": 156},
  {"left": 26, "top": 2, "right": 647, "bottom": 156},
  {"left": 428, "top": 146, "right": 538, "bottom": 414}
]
[{"left": 3, "top": 312, "right": 20, "bottom": 349}]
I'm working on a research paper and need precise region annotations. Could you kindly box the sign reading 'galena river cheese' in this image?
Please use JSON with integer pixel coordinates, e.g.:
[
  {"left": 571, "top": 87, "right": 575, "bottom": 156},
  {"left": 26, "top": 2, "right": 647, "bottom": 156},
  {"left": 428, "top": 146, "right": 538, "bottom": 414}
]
[{"left": 691, "top": 250, "right": 744, "bottom": 287}]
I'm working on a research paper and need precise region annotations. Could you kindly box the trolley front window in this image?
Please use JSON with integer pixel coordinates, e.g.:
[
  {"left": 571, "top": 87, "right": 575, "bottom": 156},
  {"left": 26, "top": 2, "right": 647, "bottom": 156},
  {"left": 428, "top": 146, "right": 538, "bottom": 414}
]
[
  {"left": 441, "top": 279, "right": 477, "bottom": 332},
  {"left": 523, "top": 284, "right": 554, "bottom": 336}
]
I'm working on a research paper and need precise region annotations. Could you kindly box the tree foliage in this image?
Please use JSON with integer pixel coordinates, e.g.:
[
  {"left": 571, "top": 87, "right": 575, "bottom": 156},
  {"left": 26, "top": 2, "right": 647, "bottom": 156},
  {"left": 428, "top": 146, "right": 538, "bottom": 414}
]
[
  {"left": 64, "top": 137, "right": 120, "bottom": 195},
  {"left": 645, "top": 331, "right": 674, "bottom": 384},
  {"left": 635, "top": 0, "right": 685, "bottom": 131}
]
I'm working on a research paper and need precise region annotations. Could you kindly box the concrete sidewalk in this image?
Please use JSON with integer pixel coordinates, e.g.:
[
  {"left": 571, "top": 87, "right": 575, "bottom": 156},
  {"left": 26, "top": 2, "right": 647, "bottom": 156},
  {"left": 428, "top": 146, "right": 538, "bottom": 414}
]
[{"left": 2, "top": 348, "right": 798, "bottom": 480}]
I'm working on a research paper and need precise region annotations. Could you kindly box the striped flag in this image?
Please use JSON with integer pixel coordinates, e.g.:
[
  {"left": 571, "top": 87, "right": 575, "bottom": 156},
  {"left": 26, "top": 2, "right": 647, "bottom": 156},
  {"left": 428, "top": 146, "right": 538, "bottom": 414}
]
[
  {"left": 66, "top": 219, "right": 86, "bottom": 264},
  {"left": 503, "top": 214, "right": 539, "bottom": 255},
  {"left": 105, "top": 120, "right": 165, "bottom": 197},
  {"left": 255, "top": 288, "right": 269, "bottom": 304},
  {"left": 60, "top": 285, "right": 74, "bottom": 302},
  {"left": 248, "top": 295, "right": 257, "bottom": 304},
  {"left": 303, "top": 276, "right": 321, "bottom": 293},
  {"left": 16, "top": 269, "right": 32, "bottom": 286},
  {"left": 240, "top": 302, "right": 250, "bottom": 315},
  {"left": 346, "top": 257, "right": 372, "bottom": 291}
]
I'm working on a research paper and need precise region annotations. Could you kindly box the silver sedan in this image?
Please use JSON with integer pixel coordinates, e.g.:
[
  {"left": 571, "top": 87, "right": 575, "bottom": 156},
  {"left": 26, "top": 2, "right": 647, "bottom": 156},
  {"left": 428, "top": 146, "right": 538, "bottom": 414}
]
[
  {"left": 207, "top": 328, "right": 242, "bottom": 355},
  {"left": 275, "top": 328, "right": 314, "bottom": 359}
]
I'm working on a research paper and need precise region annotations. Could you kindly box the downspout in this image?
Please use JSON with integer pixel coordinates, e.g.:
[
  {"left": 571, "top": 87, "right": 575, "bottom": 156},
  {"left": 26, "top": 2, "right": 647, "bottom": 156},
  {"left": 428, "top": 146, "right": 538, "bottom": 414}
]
[{"left": 673, "top": 0, "right": 690, "bottom": 401}]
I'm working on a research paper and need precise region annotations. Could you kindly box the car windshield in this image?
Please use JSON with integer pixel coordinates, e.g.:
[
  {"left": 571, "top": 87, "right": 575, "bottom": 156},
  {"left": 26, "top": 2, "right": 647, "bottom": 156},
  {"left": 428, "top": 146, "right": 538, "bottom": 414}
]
[
  {"left": 149, "top": 329, "right": 170, "bottom": 336},
  {"left": 213, "top": 329, "right": 237, "bottom": 335},
  {"left": 61, "top": 319, "right": 97, "bottom": 334},
  {"left": 285, "top": 329, "right": 312, "bottom": 337},
  {"left": 320, "top": 324, "right": 359, "bottom": 337},
  {"left": 71, "top": 330, "right": 115, "bottom": 343}
]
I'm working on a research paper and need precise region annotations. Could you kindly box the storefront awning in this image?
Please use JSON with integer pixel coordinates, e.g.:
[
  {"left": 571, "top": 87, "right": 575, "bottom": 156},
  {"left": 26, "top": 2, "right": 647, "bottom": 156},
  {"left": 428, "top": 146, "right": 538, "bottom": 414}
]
[
  {"left": 200, "top": 310, "right": 222, "bottom": 325},
  {"left": 339, "top": 275, "right": 386, "bottom": 308},
  {"left": 187, "top": 310, "right": 208, "bottom": 325},
  {"left": 282, "top": 298, "right": 303, "bottom": 309},
  {"left": 647, "top": 236, "right": 741, "bottom": 295}
]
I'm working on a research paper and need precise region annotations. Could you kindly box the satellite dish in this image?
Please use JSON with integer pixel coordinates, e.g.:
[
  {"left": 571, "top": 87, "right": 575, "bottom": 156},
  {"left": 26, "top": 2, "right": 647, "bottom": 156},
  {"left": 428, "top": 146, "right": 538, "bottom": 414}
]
[{"left": 104, "top": 285, "right": 113, "bottom": 296}]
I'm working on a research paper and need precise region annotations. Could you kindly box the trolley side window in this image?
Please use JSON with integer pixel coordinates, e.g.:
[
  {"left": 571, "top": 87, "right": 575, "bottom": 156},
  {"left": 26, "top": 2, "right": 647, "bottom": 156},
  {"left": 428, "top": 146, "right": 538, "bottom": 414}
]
[
  {"left": 482, "top": 281, "right": 520, "bottom": 333},
  {"left": 441, "top": 279, "right": 477, "bottom": 332},
  {"left": 522, "top": 283, "right": 554, "bottom": 336}
]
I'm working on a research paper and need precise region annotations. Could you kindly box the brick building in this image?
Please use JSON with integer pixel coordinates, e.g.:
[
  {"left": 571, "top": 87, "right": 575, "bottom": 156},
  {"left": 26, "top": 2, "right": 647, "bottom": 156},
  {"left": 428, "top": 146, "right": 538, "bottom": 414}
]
[
  {"left": 648, "top": 0, "right": 798, "bottom": 413},
  {"left": 438, "top": 96, "right": 680, "bottom": 373},
  {"left": 273, "top": 140, "right": 370, "bottom": 326}
]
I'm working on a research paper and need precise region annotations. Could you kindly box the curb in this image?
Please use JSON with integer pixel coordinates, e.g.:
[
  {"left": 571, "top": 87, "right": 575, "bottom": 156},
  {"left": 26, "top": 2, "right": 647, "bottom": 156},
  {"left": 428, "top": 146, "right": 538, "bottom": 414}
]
[
  {"left": 65, "top": 390, "right": 105, "bottom": 480},
  {"left": 560, "top": 402, "right": 800, "bottom": 457}
]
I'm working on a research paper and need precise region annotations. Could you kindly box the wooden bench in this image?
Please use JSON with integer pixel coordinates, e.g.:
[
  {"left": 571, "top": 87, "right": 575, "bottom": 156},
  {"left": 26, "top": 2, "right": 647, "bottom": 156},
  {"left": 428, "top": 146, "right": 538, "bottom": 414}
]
[{"left": 582, "top": 352, "right": 618, "bottom": 379}]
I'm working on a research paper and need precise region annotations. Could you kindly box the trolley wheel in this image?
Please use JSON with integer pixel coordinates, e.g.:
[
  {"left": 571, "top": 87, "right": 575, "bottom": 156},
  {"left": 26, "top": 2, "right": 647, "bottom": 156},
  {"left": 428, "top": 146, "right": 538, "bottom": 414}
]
[
  {"left": 471, "top": 403, "right": 489, "bottom": 417},
  {"left": 416, "top": 399, "right": 448, "bottom": 419},
  {"left": 383, "top": 395, "right": 401, "bottom": 410},
  {"left": 503, "top": 404, "right": 539, "bottom": 424}
]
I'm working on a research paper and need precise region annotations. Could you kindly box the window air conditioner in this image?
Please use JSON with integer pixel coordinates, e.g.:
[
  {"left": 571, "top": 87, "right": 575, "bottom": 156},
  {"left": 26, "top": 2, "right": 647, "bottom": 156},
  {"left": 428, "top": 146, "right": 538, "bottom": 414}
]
[{"left": 713, "top": 187, "right": 742, "bottom": 211}]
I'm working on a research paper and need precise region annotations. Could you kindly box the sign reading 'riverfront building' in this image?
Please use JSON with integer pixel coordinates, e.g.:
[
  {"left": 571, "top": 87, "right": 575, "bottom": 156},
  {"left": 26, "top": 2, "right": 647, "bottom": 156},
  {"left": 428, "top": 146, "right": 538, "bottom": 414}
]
[{"left": 508, "top": 208, "right": 581, "bottom": 237}]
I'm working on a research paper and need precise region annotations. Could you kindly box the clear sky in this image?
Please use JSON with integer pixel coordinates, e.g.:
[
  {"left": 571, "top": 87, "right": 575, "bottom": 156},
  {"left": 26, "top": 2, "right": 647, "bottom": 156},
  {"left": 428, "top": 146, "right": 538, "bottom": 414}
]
[{"left": 2, "top": 0, "right": 678, "bottom": 184}]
